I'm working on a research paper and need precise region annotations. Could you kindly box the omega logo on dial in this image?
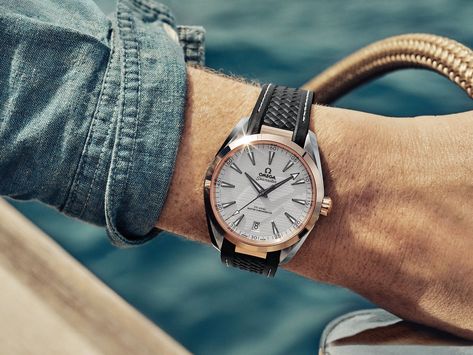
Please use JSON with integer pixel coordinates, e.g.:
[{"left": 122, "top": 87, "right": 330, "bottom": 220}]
[{"left": 212, "top": 141, "right": 315, "bottom": 245}]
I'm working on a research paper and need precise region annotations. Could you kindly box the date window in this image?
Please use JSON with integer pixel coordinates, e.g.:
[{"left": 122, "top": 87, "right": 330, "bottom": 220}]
[{"left": 252, "top": 221, "right": 260, "bottom": 231}]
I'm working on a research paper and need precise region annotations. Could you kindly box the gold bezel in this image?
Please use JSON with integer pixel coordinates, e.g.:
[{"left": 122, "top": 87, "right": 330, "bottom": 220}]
[{"left": 204, "top": 133, "right": 322, "bottom": 253}]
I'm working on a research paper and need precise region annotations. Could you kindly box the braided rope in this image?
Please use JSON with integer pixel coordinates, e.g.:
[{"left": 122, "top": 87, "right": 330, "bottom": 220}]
[{"left": 302, "top": 33, "right": 473, "bottom": 104}]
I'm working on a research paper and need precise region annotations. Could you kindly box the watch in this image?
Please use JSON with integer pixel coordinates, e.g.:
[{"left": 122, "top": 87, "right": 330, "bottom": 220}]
[{"left": 203, "top": 84, "right": 332, "bottom": 277}]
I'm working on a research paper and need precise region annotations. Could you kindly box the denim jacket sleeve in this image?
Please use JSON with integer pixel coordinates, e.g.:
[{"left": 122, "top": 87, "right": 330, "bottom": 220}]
[{"left": 0, "top": 0, "right": 205, "bottom": 246}]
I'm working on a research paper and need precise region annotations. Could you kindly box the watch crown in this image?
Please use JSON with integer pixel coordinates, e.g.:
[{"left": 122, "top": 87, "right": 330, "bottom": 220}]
[{"left": 320, "top": 197, "right": 332, "bottom": 216}]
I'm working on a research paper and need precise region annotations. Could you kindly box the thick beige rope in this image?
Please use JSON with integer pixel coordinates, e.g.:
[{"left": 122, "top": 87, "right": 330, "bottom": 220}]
[{"left": 302, "top": 33, "right": 473, "bottom": 104}]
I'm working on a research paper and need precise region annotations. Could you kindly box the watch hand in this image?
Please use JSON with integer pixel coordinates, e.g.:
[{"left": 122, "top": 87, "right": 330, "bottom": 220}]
[
  {"left": 261, "top": 172, "right": 299, "bottom": 196},
  {"left": 226, "top": 173, "right": 299, "bottom": 222},
  {"left": 244, "top": 172, "right": 267, "bottom": 197},
  {"left": 225, "top": 172, "right": 299, "bottom": 223},
  {"left": 224, "top": 194, "right": 259, "bottom": 221},
  {"left": 225, "top": 186, "right": 268, "bottom": 221}
]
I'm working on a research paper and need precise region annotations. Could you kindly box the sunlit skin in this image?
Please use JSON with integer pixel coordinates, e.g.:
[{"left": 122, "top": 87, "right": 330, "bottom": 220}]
[{"left": 158, "top": 66, "right": 473, "bottom": 339}]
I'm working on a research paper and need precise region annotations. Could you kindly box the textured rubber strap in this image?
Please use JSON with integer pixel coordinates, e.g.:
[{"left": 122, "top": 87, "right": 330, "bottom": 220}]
[
  {"left": 221, "top": 239, "right": 280, "bottom": 277},
  {"left": 247, "top": 84, "right": 314, "bottom": 147},
  {"left": 220, "top": 84, "right": 314, "bottom": 277}
]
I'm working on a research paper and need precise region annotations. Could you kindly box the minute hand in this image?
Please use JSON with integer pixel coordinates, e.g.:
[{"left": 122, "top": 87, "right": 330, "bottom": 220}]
[{"left": 262, "top": 173, "right": 299, "bottom": 196}]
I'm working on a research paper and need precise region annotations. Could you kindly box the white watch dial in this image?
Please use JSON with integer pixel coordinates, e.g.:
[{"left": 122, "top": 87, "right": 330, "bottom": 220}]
[{"left": 212, "top": 141, "right": 315, "bottom": 245}]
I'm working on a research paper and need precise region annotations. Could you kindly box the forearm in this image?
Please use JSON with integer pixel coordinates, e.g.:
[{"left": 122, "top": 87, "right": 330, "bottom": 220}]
[
  {"left": 158, "top": 66, "right": 473, "bottom": 338},
  {"left": 0, "top": 0, "right": 199, "bottom": 244}
]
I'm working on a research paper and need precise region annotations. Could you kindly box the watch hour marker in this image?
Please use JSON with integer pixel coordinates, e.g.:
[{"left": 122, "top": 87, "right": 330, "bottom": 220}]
[
  {"left": 230, "top": 163, "right": 242, "bottom": 174},
  {"left": 268, "top": 151, "right": 275, "bottom": 165},
  {"left": 292, "top": 198, "right": 307, "bottom": 206},
  {"left": 232, "top": 214, "right": 245, "bottom": 227},
  {"left": 291, "top": 178, "right": 305, "bottom": 185},
  {"left": 285, "top": 212, "right": 298, "bottom": 225},
  {"left": 271, "top": 221, "right": 280, "bottom": 236},
  {"left": 222, "top": 201, "right": 236, "bottom": 208},
  {"left": 282, "top": 160, "right": 294, "bottom": 172},
  {"left": 247, "top": 151, "right": 256, "bottom": 166},
  {"left": 220, "top": 181, "right": 235, "bottom": 188}
]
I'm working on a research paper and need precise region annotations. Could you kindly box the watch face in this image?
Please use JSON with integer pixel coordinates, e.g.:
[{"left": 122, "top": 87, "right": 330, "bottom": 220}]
[{"left": 210, "top": 140, "right": 316, "bottom": 247}]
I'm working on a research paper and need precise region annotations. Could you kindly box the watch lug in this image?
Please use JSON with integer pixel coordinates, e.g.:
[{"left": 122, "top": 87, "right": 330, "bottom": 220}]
[
  {"left": 204, "top": 182, "right": 225, "bottom": 250},
  {"left": 279, "top": 234, "right": 310, "bottom": 264},
  {"left": 208, "top": 218, "right": 224, "bottom": 250},
  {"left": 304, "top": 130, "right": 323, "bottom": 176},
  {"left": 217, "top": 117, "right": 249, "bottom": 151}
]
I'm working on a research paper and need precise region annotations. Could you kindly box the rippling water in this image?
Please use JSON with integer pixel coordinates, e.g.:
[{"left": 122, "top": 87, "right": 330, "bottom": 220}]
[{"left": 10, "top": 0, "right": 473, "bottom": 354}]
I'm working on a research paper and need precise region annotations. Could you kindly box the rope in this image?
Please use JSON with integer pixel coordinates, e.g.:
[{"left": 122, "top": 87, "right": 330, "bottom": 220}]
[{"left": 302, "top": 33, "right": 473, "bottom": 104}]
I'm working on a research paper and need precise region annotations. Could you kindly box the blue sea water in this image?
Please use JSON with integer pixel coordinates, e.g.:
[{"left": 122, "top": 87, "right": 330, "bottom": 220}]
[{"left": 10, "top": 0, "right": 473, "bottom": 354}]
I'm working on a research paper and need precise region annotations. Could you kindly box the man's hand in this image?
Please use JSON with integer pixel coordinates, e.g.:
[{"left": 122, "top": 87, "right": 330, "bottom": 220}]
[{"left": 158, "top": 66, "right": 473, "bottom": 340}]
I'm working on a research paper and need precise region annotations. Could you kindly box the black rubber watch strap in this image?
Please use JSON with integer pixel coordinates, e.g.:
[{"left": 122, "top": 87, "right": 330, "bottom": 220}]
[
  {"left": 219, "top": 84, "right": 314, "bottom": 277},
  {"left": 247, "top": 84, "right": 313, "bottom": 147},
  {"left": 221, "top": 239, "right": 280, "bottom": 277}
]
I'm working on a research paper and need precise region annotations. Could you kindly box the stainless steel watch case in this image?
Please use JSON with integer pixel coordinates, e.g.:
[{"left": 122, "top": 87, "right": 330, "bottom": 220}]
[{"left": 203, "top": 117, "right": 325, "bottom": 265}]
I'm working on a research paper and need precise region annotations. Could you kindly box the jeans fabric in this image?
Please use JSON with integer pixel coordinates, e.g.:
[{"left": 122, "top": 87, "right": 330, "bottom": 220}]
[{"left": 0, "top": 0, "right": 205, "bottom": 246}]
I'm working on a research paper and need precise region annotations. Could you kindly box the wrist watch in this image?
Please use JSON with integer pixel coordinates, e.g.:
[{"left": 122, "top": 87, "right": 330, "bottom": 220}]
[{"left": 203, "top": 84, "right": 332, "bottom": 277}]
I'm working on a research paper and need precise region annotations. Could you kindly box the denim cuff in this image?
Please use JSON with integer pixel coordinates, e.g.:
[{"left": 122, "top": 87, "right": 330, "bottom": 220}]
[
  {"left": 63, "top": 0, "right": 205, "bottom": 246},
  {"left": 177, "top": 25, "right": 206, "bottom": 66}
]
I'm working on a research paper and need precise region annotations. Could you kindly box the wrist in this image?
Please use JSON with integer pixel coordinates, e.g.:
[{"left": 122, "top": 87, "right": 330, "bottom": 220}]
[
  {"left": 286, "top": 106, "right": 403, "bottom": 286},
  {"left": 157, "top": 67, "right": 260, "bottom": 242},
  {"left": 160, "top": 67, "right": 403, "bottom": 286}
]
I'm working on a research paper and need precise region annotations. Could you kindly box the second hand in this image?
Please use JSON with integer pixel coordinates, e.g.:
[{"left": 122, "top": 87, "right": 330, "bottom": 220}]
[{"left": 224, "top": 192, "right": 262, "bottom": 221}]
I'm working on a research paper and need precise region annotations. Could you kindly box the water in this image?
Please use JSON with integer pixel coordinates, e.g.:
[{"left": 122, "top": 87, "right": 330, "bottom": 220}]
[{"left": 10, "top": 0, "right": 473, "bottom": 354}]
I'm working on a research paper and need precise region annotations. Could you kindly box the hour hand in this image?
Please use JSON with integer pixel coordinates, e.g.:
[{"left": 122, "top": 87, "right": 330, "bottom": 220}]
[{"left": 244, "top": 172, "right": 267, "bottom": 197}]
